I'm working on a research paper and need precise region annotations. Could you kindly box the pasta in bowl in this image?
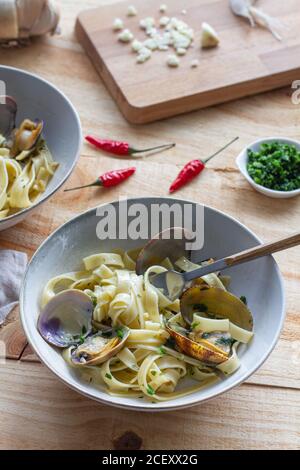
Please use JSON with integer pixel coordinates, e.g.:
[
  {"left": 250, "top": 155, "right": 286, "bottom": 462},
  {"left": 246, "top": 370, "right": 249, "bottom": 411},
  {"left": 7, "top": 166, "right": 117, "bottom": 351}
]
[
  {"left": 20, "top": 198, "right": 285, "bottom": 411},
  {"left": 37, "top": 248, "right": 254, "bottom": 402},
  {"left": 0, "top": 66, "right": 81, "bottom": 230},
  {"left": 0, "top": 114, "right": 59, "bottom": 218}
]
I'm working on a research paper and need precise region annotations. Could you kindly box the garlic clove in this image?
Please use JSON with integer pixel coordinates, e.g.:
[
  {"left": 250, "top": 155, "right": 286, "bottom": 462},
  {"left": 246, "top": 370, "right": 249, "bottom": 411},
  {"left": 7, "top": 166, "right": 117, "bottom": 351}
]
[{"left": 201, "top": 22, "right": 219, "bottom": 49}]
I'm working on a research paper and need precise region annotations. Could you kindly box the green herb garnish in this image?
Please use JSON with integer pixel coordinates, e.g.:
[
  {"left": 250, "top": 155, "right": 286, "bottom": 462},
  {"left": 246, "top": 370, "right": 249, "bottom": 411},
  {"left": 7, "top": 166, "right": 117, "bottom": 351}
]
[
  {"left": 247, "top": 142, "right": 300, "bottom": 191},
  {"left": 158, "top": 346, "right": 165, "bottom": 355},
  {"left": 91, "top": 295, "right": 97, "bottom": 307},
  {"left": 215, "top": 337, "right": 234, "bottom": 347},
  {"left": 240, "top": 295, "right": 247, "bottom": 305},
  {"left": 105, "top": 373, "right": 112, "bottom": 380},
  {"left": 116, "top": 328, "right": 124, "bottom": 339},
  {"left": 201, "top": 332, "right": 210, "bottom": 339},
  {"left": 146, "top": 385, "right": 155, "bottom": 396}
]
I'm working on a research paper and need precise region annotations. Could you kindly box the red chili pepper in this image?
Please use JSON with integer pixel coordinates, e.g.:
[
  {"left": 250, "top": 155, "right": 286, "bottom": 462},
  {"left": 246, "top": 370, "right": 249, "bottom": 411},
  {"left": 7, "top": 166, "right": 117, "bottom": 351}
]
[
  {"left": 169, "top": 137, "right": 239, "bottom": 193},
  {"left": 64, "top": 167, "right": 136, "bottom": 192},
  {"left": 85, "top": 135, "right": 175, "bottom": 156}
]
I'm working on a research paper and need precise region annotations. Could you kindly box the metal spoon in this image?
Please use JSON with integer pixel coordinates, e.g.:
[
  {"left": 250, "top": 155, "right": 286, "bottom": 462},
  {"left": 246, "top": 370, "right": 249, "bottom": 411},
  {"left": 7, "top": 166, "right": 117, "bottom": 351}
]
[{"left": 149, "top": 232, "right": 300, "bottom": 301}]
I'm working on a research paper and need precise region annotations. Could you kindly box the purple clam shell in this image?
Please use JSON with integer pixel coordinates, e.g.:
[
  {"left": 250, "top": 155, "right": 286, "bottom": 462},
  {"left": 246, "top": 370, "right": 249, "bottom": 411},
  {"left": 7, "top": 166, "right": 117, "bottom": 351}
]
[{"left": 37, "top": 290, "right": 93, "bottom": 348}]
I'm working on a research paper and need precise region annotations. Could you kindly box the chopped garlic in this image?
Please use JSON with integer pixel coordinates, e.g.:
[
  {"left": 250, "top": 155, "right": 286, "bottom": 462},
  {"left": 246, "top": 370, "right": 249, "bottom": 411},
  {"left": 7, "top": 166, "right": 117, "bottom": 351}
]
[
  {"left": 143, "top": 38, "right": 158, "bottom": 50},
  {"left": 159, "top": 4, "right": 167, "bottom": 13},
  {"left": 131, "top": 39, "right": 143, "bottom": 52},
  {"left": 113, "top": 18, "right": 124, "bottom": 31},
  {"left": 140, "top": 17, "right": 155, "bottom": 30},
  {"left": 167, "top": 54, "right": 180, "bottom": 67},
  {"left": 136, "top": 47, "right": 152, "bottom": 63},
  {"left": 176, "top": 47, "right": 186, "bottom": 55},
  {"left": 181, "top": 9, "right": 187, "bottom": 15},
  {"left": 172, "top": 30, "right": 191, "bottom": 49},
  {"left": 159, "top": 16, "right": 170, "bottom": 27},
  {"left": 190, "top": 59, "right": 199, "bottom": 68},
  {"left": 127, "top": 5, "right": 137, "bottom": 16},
  {"left": 201, "top": 22, "right": 219, "bottom": 48},
  {"left": 118, "top": 29, "right": 134, "bottom": 43},
  {"left": 146, "top": 27, "right": 157, "bottom": 37}
]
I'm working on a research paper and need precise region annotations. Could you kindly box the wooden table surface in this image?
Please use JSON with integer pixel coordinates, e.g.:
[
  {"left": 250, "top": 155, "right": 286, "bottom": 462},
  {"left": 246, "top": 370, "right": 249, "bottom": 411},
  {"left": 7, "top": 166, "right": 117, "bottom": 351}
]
[{"left": 0, "top": 0, "right": 299, "bottom": 450}]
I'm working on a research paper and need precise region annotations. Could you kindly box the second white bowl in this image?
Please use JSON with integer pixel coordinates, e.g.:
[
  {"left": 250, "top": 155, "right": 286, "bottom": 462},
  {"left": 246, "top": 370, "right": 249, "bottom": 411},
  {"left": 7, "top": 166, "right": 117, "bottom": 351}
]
[
  {"left": 236, "top": 137, "right": 300, "bottom": 199},
  {"left": 0, "top": 66, "right": 82, "bottom": 230}
]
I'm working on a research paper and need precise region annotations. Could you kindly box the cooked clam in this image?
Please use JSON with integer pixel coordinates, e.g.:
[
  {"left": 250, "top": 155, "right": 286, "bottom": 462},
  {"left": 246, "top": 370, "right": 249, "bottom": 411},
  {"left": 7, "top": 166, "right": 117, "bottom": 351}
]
[
  {"left": 180, "top": 285, "right": 253, "bottom": 329},
  {"left": 0, "top": 96, "right": 43, "bottom": 156},
  {"left": 37, "top": 289, "right": 94, "bottom": 348},
  {"left": 166, "top": 285, "right": 253, "bottom": 365},
  {"left": 70, "top": 327, "right": 130, "bottom": 366},
  {"left": 166, "top": 322, "right": 228, "bottom": 365},
  {"left": 11, "top": 118, "right": 44, "bottom": 157}
]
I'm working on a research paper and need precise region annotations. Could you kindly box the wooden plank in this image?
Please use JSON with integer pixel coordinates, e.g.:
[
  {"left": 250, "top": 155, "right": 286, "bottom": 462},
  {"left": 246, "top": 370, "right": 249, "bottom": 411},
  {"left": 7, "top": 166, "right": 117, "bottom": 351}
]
[
  {"left": 1, "top": 152, "right": 299, "bottom": 389},
  {"left": 0, "top": 306, "right": 27, "bottom": 360},
  {"left": 20, "top": 344, "right": 40, "bottom": 363},
  {"left": 0, "top": 361, "right": 298, "bottom": 450},
  {"left": 0, "top": 0, "right": 299, "bottom": 450},
  {"left": 76, "top": 0, "right": 300, "bottom": 123}
]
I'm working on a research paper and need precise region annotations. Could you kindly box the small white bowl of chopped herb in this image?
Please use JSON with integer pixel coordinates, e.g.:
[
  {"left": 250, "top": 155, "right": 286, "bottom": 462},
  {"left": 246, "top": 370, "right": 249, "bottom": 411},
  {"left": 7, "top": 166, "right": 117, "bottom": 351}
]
[{"left": 236, "top": 138, "right": 300, "bottom": 199}]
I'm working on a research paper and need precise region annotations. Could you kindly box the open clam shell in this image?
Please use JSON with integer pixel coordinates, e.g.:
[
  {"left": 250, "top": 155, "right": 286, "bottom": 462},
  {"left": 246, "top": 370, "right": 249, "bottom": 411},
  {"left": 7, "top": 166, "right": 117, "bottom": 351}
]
[
  {"left": 70, "top": 327, "right": 130, "bottom": 366},
  {"left": 37, "top": 289, "right": 94, "bottom": 348},
  {"left": 166, "top": 322, "right": 228, "bottom": 365},
  {"left": 180, "top": 285, "right": 253, "bottom": 330},
  {"left": 166, "top": 285, "right": 253, "bottom": 365},
  {"left": 11, "top": 118, "right": 44, "bottom": 156}
]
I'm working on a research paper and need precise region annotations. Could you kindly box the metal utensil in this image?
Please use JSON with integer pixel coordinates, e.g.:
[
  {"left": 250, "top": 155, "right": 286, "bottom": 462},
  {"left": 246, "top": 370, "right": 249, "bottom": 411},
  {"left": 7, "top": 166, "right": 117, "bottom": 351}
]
[{"left": 149, "top": 231, "right": 300, "bottom": 301}]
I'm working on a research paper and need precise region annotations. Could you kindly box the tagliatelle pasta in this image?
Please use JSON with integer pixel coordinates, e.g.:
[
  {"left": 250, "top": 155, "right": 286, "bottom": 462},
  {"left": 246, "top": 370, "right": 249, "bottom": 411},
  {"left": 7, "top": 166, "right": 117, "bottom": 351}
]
[
  {"left": 0, "top": 132, "right": 58, "bottom": 218},
  {"left": 41, "top": 249, "right": 254, "bottom": 402}
]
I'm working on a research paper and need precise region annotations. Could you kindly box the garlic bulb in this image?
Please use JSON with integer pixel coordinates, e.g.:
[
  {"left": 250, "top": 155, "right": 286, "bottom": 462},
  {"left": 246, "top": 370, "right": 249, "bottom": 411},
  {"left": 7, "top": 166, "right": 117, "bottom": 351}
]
[
  {"left": 229, "top": 0, "right": 282, "bottom": 41},
  {"left": 0, "top": 0, "right": 60, "bottom": 43}
]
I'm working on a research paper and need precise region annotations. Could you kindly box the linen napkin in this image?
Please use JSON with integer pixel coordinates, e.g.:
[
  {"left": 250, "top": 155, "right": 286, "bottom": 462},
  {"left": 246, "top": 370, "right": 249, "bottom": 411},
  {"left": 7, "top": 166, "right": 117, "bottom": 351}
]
[{"left": 0, "top": 250, "right": 28, "bottom": 325}]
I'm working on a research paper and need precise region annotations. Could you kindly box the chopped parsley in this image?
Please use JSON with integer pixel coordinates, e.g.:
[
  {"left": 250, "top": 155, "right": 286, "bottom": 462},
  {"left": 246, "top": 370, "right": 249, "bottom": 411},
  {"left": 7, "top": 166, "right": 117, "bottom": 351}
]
[
  {"left": 215, "top": 337, "right": 234, "bottom": 347},
  {"left": 116, "top": 328, "right": 124, "bottom": 339},
  {"left": 105, "top": 373, "right": 112, "bottom": 380},
  {"left": 191, "top": 321, "right": 199, "bottom": 329},
  {"left": 151, "top": 371, "right": 157, "bottom": 376},
  {"left": 201, "top": 332, "right": 210, "bottom": 339},
  {"left": 158, "top": 346, "right": 165, "bottom": 355},
  {"left": 146, "top": 384, "right": 155, "bottom": 396},
  {"left": 240, "top": 295, "right": 247, "bottom": 305},
  {"left": 247, "top": 142, "right": 300, "bottom": 191},
  {"left": 91, "top": 295, "right": 97, "bottom": 307},
  {"left": 72, "top": 325, "right": 87, "bottom": 344}
]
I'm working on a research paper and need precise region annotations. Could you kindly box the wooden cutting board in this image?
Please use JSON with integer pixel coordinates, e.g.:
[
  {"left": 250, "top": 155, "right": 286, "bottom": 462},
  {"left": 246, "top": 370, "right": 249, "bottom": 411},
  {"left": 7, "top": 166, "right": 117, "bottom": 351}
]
[{"left": 77, "top": 0, "right": 300, "bottom": 124}]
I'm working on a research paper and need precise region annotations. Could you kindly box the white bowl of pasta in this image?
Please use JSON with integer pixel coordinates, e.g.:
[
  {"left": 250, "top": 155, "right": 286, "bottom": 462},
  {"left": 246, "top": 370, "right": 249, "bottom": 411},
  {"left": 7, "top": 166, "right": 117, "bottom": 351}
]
[
  {"left": 20, "top": 198, "right": 285, "bottom": 411},
  {"left": 0, "top": 66, "right": 81, "bottom": 230}
]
